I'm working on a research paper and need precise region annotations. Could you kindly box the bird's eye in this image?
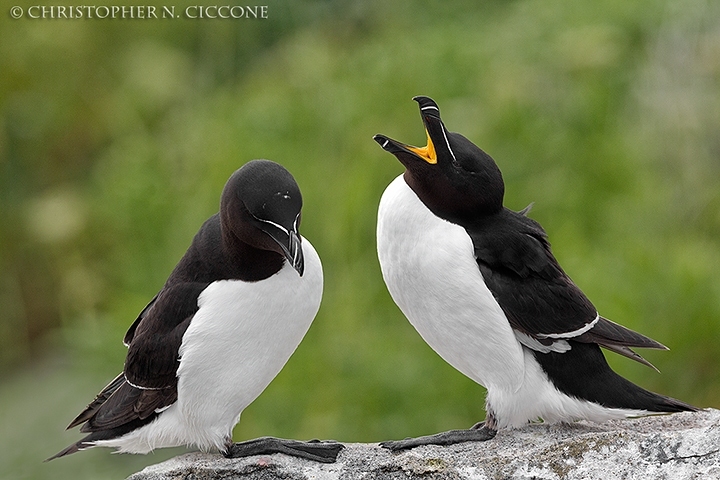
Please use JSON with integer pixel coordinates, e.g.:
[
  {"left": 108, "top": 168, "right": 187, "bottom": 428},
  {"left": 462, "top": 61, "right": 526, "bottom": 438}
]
[
  {"left": 453, "top": 156, "right": 479, "bottom": 175},
  {"left": 275, "top": 191, "right": 291, "bottom": 201}
]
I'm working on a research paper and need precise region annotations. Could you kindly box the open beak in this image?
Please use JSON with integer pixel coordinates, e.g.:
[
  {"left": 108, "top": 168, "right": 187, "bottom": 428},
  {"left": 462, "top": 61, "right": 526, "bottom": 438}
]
[{"left": 373, "top": 96, "right": 449, "bottom": 165}]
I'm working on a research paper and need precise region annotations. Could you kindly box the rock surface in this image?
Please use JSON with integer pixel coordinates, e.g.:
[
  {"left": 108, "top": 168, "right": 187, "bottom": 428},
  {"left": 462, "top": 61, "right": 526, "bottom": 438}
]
[{"left": 128, "top": 409, "right": 720, "bottom": 480}]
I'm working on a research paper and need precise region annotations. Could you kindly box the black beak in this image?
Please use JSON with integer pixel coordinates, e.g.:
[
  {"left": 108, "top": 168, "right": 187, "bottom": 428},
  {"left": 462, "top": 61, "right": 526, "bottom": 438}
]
[
  {"left": 281, "top": 230, "right": 304, "bottom": 276},
  {"left": 373, "top": 95, "right": 449, "bottom": 166},
  {"left": 372, "top": 133, "right": 414, "bottom": 156},
  {"left": 412, "top": 95, "right": 441, "bottom": 120},
  {"left": 256, "top": 217, "right": 304, "bottom": 276}
]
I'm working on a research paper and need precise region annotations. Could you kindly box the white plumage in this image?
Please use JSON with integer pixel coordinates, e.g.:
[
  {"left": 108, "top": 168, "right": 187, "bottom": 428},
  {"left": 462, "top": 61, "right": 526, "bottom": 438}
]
[
  {"left": 377, "top": 175, "right": 646, "bottom": 428},
  {"left": 93, "top": 239, "right": 323, "bottom": 453}
]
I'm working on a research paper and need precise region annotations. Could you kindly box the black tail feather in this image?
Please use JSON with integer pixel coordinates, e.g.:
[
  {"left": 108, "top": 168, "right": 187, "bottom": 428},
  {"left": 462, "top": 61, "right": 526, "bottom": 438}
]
[
  {"left": 533, "top": 341, "right": 698, "bottom": 413},
  {"left": 599, "top": 344, "right": 660, "bottom": 372},
  {"left": 67, "top": 373, "right": 125, "bottom": 430},
  {"left": 45, "top": 440, "right": 88, "bottom": 462},
  {"left": 579, "top": 317, "right": 668, "bottom": 350},
  {"left": 47, "top": 413, "right": 159, "bottom": 462},
  {"left": 49, "top": 373, "right": 162, "bottom": 461},
  {"left": 577, "top": 317, "right": 670, "bottom": 371}
]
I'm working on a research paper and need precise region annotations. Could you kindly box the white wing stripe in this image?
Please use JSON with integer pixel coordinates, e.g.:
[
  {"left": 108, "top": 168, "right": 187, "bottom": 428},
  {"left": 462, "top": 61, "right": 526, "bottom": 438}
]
[
  {"left": 123, "top": 373, "right": 165, "bottom": 391},
  {"left": 537, "top": 314, "right": 599, "bottom": 339}
]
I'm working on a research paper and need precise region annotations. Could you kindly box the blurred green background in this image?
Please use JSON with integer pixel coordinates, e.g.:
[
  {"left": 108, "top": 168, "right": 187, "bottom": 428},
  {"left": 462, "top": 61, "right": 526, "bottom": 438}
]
[{"left": 1, "top": 0, "right": 719, "bottom": 478}]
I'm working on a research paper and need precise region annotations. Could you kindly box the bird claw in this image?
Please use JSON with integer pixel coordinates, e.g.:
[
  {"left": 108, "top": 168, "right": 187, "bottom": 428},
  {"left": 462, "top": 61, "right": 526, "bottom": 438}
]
[
  {"left": 379, "top": 427, "right": 497, "bottom": 452},
  {"left": 379, "top": 438, "right": 419, "bottom": 451},
  {"left": 224, "top": 437, "right": 344, "bottom": 463}
]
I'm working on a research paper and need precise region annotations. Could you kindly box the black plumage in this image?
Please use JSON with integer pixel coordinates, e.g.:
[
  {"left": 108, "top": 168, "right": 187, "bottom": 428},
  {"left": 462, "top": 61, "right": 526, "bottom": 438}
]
[
  {"left": 49, "top": 160, "right": 342, "bottom": 463},
  {"left": 374, "top": 96, "right": 697, "bottom": 451}
]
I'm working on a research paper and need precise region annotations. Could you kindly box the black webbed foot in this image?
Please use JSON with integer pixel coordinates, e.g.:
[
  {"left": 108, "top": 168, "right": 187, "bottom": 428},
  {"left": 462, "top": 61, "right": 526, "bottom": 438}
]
[
  {"left": 380, "top": 424, "right": 496, "bottom": 451},
  {"left": 223, "top": 437, "right": 344, "bottom": 463}
]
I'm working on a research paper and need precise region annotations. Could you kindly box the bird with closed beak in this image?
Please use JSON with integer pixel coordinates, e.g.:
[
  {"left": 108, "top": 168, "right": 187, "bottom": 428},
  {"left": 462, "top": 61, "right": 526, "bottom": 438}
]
[{"left": 48, "top": 159, "right": 343, "bottom": 463}]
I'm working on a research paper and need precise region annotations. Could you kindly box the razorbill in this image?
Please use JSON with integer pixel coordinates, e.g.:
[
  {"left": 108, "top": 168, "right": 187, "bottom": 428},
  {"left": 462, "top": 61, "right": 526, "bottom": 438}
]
[
  {"left": 373, "top": 96, "right": 697, "bottom": 450},
  {"left": 48, "top": 160, "right": 343, "bottom": 463}
]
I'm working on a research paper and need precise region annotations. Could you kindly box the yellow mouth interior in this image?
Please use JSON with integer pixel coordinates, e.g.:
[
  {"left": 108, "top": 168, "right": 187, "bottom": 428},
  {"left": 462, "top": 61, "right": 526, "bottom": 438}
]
[{"left": 405, "top": 129, "right": 437, "bottom": 164}]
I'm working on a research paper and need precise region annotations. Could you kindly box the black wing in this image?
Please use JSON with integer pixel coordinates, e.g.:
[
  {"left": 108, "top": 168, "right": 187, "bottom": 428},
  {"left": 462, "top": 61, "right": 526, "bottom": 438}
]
[
  {"left": 123, "top": 293, "right": 158, "bottom": 347},
  {"left": 47, "top": 281, "right": 207, "bottom": 461},
  {"left": 469, "top": 207, "right": 666, "bottom": 367},
  {"left": 123, "top": 281, "right": 207, "bottom": 389},
  {"left": 46, "top": 379, "right": 177, "bottom": 460},
  {"left": 48, "top": 215, "right": 240, "bottom": 461}
]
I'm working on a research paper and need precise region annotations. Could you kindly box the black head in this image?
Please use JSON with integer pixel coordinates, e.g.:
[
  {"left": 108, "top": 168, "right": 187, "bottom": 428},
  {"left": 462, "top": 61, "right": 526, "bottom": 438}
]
[
  {"left": 374, "top": 96, "right": 505, "bottom": 224},
  {"left": 220, "top": 159, "right": 305, "bottom": 276}
]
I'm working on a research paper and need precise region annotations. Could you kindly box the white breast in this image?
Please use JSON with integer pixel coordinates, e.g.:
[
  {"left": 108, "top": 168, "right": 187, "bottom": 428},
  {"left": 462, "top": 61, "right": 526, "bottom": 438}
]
[
  {"left": 377, "top": 175, "right": 525, "bottom": 393},
  {"left": 377, "top": 176, "right": 651, "bottom": 428},
  {"left": 95, "top": 239, "right": 323, "bottom": 453}
]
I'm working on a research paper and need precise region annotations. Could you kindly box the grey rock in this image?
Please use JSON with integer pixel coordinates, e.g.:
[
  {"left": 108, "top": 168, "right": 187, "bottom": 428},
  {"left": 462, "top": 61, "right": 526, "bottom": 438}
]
[{"left": 128, "top": 409, "right": 720, "bottom": 480}]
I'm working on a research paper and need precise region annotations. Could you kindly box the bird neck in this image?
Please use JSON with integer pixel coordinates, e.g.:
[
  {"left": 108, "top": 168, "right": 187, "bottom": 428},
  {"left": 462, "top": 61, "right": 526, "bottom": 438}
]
[{"left": 221, "top": 228, "right": 286, "bottom": 282}]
